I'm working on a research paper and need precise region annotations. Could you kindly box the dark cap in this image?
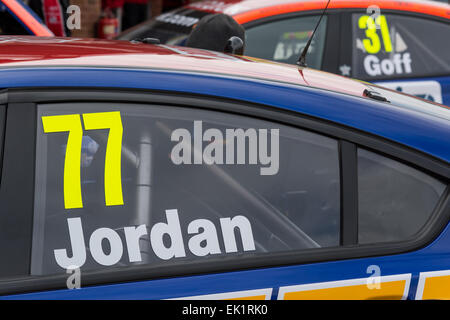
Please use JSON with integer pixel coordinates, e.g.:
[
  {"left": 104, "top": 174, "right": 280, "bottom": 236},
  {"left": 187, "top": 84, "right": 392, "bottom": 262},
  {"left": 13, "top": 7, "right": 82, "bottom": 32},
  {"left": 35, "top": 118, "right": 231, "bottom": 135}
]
[{"left": 185, "top": 13, "right": 245, "bottom": 53}]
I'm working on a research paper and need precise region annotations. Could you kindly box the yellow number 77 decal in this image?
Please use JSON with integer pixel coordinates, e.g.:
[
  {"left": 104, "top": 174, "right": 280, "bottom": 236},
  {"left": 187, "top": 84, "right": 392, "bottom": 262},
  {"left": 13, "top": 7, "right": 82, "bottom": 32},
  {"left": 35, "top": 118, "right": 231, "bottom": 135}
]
[{"left": 42, "top": 111, "right": 123, "bottom": 209}]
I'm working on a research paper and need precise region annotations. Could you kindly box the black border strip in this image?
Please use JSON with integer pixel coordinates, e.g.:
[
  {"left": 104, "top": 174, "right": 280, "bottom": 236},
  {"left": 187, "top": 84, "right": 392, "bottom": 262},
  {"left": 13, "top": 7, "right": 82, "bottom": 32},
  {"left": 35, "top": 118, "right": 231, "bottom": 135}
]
[
  {"left": 0, "top": 102, "right": 36, "bottom": 278},
  {"left": 340, "top": 141, "right": 358, "bottom": 246},
  {"left": 322, "top": 10, "right": 340, "bottom": 74},
  {"left": 0, "top": 104, "right": 7, "bottom": 185},
  {"left": 0, "top": 88, "right": 448, "bottom": 296}
]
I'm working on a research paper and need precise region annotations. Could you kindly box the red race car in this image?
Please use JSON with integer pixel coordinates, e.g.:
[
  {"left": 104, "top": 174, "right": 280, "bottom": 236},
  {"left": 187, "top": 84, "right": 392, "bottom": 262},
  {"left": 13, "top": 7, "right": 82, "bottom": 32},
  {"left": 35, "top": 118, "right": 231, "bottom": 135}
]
[{"left": 117, "top": 0, "right": 450, "bottom": 105}]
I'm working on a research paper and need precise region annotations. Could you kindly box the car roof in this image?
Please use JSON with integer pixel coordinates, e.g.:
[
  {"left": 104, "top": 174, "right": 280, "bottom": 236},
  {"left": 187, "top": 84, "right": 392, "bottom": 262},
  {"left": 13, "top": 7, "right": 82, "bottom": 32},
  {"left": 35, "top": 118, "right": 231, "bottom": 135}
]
[
  {"left": 0, "top": 36, "right": 370, "bottom": 97},
  {"left": 185, "top": 0, "right": 450, "bottom": 23},
  {"left": 1, "top": 36, "right": 448, "bottom": 163}
]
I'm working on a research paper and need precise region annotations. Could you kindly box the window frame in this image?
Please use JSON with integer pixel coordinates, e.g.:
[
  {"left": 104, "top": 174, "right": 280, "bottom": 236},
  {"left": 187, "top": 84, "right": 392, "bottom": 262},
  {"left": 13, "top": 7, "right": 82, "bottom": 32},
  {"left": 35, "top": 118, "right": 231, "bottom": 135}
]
[
  {"left": 0, "top": 87, "right": 448, "bottom": 295},
  {"left": 341, "top": 8, "right": 450, "bottom": 81},
  {"left": 0, "top": 101, "right": 35, "bottom": 279}
]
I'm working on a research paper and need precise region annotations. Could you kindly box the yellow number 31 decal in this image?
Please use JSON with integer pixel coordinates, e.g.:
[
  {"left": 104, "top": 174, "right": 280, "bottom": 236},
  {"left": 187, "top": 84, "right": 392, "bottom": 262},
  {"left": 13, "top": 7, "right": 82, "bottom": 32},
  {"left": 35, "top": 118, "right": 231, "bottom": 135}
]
[
  {"left": 358, "top": 15, "right": 393, "bottom": 54},
  {"left": 42, "top": 111, "right": 123, "bottom": 209}
]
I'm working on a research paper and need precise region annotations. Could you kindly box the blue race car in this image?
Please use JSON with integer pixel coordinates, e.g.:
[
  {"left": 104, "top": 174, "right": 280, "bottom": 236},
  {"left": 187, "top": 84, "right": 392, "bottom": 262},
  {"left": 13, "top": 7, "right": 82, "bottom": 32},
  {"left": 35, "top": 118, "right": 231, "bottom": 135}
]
[{"left": 0, "top": 36, "right": 448, "bottom": 300}]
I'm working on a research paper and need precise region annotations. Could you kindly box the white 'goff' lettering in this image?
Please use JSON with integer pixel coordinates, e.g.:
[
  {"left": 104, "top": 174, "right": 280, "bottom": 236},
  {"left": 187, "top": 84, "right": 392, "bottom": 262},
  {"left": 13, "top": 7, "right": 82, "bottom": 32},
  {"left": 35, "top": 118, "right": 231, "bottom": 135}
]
[{"left": 364, "top": 53, "right": 412, "bottom": 77}]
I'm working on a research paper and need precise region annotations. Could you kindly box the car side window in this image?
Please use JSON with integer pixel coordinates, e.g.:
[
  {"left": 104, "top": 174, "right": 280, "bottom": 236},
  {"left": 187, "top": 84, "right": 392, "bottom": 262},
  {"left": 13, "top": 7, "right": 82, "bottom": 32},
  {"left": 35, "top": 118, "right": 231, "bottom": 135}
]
[
  {"left": 0, "top": 5, "right": 30, "bottom": 35},
  {"left": 358, "top": 148, "right": 446, "bottom": 244},
  {"left": 31, "top": 102, "right": 340, "bottom": 276},
  {"left": 352, "top": 13, "right": 450, "bottom": 80},
  {"left": 245, "top": 15, "right": 328, "bottom": 69}
]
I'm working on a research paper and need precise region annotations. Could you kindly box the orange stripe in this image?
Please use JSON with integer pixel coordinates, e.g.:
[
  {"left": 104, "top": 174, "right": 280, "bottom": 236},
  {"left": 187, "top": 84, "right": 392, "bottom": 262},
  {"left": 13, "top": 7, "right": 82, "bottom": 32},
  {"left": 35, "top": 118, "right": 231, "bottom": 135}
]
[
  {"left": 234, "top": 0, "right": 450, "bottom": 24},
  {"left": 282, "top": 281, "right": 407, "bottom": 300},
  {"left": 421, "top": 275, "right": 450, "bottom": 300},
  {"left": 2, "top": 0, "right": 54, "bottom": 36}
]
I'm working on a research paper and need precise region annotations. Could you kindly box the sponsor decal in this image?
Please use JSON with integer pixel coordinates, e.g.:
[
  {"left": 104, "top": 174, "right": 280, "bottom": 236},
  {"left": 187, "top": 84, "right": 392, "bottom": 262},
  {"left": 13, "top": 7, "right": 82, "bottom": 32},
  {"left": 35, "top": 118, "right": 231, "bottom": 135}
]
[
  {"left": 53, "top": 209, "right": 256, "bottom": 269},
  {"left": 42, "top": 111, "right": 123, "bottom": 209},
  {"left": 357, "top": 13, "right": 415, "bottom": 77},
  {"left": 376, "top": 80, "right": 443, "bottom": 104},
  {"left": 156, "top": 12, "right": 198, "bottom": 27},
  {"left": 416, "top": 270, "right": 450, "bottom": 300},
  {"left": 278, "top": 274, "right": 411, "bottom": 300},
  {"left": 364, "top": 53, "right": 412, "bottom": 77}
]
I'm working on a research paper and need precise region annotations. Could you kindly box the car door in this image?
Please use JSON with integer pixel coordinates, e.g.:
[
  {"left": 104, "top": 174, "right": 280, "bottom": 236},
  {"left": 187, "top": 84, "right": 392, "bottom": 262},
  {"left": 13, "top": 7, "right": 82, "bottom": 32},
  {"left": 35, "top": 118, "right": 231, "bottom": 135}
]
[
  {"left": 0, "top": 88, "right": 448, "bottom": 300},
  {"left": 341, "top": 9, "right": 450, "bottom": 105}
]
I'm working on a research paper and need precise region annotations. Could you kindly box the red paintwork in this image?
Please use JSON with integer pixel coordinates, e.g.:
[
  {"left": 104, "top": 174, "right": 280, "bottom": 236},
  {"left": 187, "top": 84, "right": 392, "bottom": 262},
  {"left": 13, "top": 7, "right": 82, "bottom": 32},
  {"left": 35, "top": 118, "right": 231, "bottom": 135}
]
[
  {"left": 0, "top": 36, "right": 369, "bottom": 97},
  {"left": 186, "top": 0, "right": 450, "bottom": 23}
]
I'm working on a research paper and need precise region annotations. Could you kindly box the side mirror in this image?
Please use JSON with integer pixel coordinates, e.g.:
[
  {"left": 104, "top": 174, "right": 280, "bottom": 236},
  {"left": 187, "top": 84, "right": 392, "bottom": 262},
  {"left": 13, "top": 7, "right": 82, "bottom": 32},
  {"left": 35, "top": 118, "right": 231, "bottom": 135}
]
[{"left": 224, "top": 36, "right": 244, "bottom": 55}]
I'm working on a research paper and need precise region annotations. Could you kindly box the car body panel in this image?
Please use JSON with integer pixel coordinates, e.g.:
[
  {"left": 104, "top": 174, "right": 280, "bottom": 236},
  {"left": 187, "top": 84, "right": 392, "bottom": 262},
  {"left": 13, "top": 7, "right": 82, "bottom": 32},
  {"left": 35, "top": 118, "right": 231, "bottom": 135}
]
[
  {"left": 0, "top": 37, "right": 368, "bottom": 98},
  {"left": 0, "top": 37, "right": 448, "bottom": 300},
  {"left": 184, "top": 0, "right": 450, "bottom": 23},
  {"left": 3, "top": 221, "right": 450, "bottom": 300}
]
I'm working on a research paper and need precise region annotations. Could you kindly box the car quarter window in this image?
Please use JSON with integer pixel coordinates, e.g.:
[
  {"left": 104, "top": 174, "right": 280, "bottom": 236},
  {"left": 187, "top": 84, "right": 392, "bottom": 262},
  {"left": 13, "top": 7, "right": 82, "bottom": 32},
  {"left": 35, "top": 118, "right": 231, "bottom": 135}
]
[
  {"left": 358, "top": 148, "right": 446, "bottom": 244},
  {"left": 245, "top": 15, "right": 328, "bottom": 69},
  {"left": 351, "top": 13, "right": 450, "bottom": 80},
  {"left": 31, "top": 102, "right": 341, "bottom": 276}
]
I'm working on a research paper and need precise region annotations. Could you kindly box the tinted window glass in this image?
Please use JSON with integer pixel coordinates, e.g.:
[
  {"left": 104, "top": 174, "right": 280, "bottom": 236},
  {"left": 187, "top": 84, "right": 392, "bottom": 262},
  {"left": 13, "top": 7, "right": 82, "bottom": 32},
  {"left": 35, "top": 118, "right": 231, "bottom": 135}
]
[
  {"left": 0, "top": 5, "right": 29, "bottom": 35},
  {"left": 352, "top": 13, "right": 450, "bottom": 80},
  {"left": 358, "top": 149, "right": 446, "bottom": 244},
  {"left": 32, "top": 103, "right": 340, "bottom": 275},
  {"left": 245, "top": 15, "right": 327, "bottom": 69}
]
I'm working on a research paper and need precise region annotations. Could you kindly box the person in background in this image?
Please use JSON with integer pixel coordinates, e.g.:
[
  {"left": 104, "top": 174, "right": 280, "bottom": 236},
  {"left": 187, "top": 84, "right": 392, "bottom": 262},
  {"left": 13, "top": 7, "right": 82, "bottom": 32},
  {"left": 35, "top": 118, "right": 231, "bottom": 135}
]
[{"left": 28, "top": 0, "right": 71, "bottom": 36}]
